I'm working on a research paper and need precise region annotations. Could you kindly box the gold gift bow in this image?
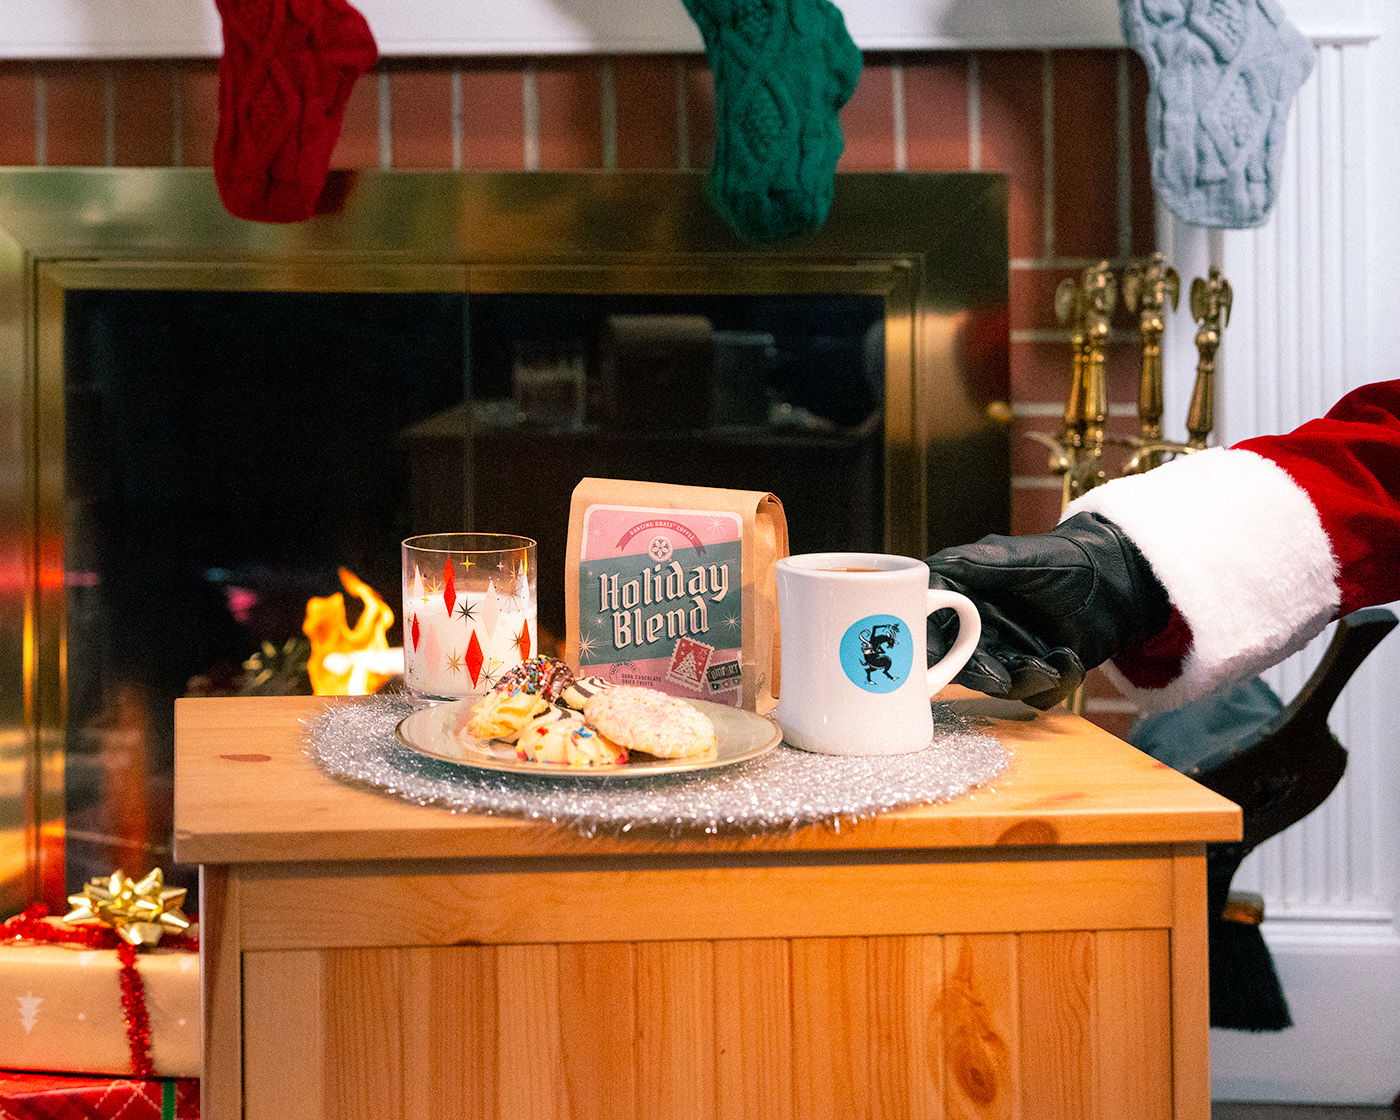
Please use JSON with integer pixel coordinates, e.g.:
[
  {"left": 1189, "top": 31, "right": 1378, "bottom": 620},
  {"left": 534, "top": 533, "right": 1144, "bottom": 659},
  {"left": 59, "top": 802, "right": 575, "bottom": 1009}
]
[{"left": 64, "top": 868, "right": 191, "bottom": 948}]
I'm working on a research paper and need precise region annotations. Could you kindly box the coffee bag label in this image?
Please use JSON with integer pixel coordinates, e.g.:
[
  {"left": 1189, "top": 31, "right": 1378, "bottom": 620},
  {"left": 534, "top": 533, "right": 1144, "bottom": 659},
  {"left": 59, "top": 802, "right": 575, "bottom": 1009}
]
[{"left": 577, "top": 503, "right": 743, "bottom": 704}]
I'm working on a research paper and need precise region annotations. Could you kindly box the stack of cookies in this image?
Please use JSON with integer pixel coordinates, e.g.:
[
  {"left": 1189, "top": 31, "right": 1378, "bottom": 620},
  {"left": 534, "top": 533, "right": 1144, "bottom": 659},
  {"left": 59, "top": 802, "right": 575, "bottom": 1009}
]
[{"left": 459, "top": 656, "right": 718, "bottom": 768}]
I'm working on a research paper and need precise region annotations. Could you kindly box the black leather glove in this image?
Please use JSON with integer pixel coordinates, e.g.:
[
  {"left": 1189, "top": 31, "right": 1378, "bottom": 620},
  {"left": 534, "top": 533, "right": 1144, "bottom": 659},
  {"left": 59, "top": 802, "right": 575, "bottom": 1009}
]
[{"left": 925, "top": 512, "right": 1171, "bottom": 709}]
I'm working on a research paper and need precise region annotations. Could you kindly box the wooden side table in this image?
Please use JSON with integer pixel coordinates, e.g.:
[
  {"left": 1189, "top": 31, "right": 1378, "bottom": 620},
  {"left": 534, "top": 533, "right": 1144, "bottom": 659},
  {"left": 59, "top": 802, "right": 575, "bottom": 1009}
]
[{"left": 174, "top": 694, "right": 1239, "bottom": 1120}]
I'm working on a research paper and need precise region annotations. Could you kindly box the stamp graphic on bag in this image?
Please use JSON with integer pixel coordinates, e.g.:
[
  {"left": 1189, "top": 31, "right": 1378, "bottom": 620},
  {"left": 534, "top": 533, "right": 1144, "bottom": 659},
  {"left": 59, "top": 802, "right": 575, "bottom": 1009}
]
[
  {"left": 575, "top": 503, "right": 743, "bottom": 704},
  {"left": 705, "top": 658, "right": 742, "bottom": 694},
  {"left": 667, "top": 636, "right": 715, "bottom": 691}
]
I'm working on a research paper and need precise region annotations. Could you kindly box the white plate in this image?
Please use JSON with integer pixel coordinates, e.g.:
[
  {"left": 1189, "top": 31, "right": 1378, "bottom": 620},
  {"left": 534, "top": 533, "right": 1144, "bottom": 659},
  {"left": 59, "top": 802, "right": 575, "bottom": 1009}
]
[{"left": 396, "top": 697, "right": 781, "bottom": 778}]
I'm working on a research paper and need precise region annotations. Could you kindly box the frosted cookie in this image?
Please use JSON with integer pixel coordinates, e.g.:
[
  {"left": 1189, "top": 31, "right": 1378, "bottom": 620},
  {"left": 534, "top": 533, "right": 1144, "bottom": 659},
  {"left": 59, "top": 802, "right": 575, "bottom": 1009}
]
[
  {"left": 516, "top": 707, "right": 628, "bottom": 767},
  {"left": 582, "top": 685, "right": 718, "bottom": 760},
  {"left": 493, "top": 656, "right": 576, "bottom": 702},
  {"left": 515, "top": 707, "right": 587, "bottom": 764},
  {"left": 558, "top": 675, "right": 614, "bottom": 711},
  {"left": 464, "top": 687, "right": 551, "bottom": 742},
  {"left": 567, "top": 725, "right": 629, "bottom": 767}
]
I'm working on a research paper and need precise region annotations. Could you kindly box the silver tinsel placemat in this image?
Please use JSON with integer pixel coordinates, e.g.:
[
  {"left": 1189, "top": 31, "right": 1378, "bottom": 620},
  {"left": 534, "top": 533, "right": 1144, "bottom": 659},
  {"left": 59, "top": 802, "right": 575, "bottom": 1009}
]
[{"left": 306, "top": 696, "right": 1009, "bottom": 838}]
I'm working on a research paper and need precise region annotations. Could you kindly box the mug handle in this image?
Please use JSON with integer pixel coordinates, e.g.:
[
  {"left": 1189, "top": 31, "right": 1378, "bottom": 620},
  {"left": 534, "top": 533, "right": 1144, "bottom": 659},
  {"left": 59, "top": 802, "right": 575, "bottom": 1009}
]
[{"left": 924, "top": 589, "right": 982, "bottom": 698}]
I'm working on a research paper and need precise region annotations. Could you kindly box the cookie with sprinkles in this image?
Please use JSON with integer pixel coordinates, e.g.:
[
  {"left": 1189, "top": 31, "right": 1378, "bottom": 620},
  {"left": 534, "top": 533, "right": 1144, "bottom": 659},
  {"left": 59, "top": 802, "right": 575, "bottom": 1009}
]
[
  {"left": 515, "top": 706, "right": 628, "bottom": 767},
  {"left": 493, "top": 655, "right": 576, "bottom": 702},
  {"left": 515, "top": 707, "right": 587, "bottom": 763},
  {"left": 567, "top": 724, "right": 629, "bottom": 767}
]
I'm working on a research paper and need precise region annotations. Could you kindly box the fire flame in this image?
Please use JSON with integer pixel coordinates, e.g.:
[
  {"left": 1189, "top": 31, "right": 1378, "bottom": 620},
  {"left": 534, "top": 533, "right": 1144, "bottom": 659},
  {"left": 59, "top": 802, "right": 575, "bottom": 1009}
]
[{"left": 303, "top": 568, "right": 401, "bottom": 695}]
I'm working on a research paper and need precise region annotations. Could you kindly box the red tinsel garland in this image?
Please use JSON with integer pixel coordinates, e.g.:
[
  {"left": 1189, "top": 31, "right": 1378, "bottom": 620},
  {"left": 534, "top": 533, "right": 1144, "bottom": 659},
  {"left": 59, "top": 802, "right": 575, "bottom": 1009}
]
[
  {"left": 115, "top": 940, "right": 154, "bottom": 1077},
  {"left": 1, "top": 902, "right": 199, "bottom": 1078}
]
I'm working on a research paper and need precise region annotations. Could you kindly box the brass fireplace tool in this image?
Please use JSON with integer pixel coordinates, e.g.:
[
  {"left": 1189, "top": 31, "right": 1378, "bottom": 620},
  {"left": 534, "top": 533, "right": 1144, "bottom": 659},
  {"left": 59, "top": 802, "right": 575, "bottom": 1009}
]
[
  {"left": 1121, "top": 252, "right": 1180, "bottom": 473},
  {"left": 1038, "top": 260, "right": 1118, "bottom": 505},
  {"left": 1033, "top": 255, "right": 1232, "bottom": 710},
  {"left": 1186, "top": 266, "right": 1233, "bottom": 448},
  {"left": 1121, "top": 261, "right": 1233, "bottom": 473}
]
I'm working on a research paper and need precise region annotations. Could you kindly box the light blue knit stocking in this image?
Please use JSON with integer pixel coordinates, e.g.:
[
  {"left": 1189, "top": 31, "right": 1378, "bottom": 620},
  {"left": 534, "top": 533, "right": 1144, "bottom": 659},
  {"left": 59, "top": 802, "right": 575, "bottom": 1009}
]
[{"left": 1121, "top": 0, "right": 1313, "bottom": 228}]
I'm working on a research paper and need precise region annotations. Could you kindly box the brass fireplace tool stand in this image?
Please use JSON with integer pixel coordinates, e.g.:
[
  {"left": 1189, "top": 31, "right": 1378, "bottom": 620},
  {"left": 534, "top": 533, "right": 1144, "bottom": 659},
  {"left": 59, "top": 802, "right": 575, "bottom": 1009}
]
[
  {"left": 1123, "top": 259, "right": 1234, "bottom": 473},
  {"left": 1033, "top": 254, "right": 1233, "bottom": 711},
  {"left": 1043, "top": 260, "right": 1118, "bottom": 505}
]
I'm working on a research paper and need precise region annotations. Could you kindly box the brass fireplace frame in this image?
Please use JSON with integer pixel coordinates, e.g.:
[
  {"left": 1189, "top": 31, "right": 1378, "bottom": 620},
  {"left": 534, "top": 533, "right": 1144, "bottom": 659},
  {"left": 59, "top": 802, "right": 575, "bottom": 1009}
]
[{"left": 0, "top": 168, "right": 1007, "bottom": 907}]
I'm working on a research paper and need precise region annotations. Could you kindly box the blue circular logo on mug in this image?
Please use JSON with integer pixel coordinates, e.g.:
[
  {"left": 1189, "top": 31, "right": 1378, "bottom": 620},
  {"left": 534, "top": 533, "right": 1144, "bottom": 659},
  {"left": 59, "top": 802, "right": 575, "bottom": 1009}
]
[{"left": 839, "top": 614, "right": 913, "bottom": 693}]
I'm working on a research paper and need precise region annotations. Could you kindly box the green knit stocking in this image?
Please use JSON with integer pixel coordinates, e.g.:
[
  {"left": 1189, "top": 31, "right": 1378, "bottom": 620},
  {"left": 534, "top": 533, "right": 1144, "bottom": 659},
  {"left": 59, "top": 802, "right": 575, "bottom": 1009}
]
[{"left": 683, "top": 0, "right": 862, "bottom": 242}]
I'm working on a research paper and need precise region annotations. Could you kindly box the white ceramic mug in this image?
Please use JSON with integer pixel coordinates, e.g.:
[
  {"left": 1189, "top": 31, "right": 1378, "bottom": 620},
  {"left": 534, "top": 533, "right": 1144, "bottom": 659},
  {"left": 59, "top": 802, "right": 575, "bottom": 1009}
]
[{"left": 775, "top": 552, "right": 981, "bottom": 755}]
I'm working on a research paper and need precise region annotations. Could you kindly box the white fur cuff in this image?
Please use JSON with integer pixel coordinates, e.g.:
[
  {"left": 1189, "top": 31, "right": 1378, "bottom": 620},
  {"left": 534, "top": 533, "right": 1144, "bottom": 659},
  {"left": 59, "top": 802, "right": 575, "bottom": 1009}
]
[{"left": 1065, "top": 448, "right": 1340, "bottom": 712}]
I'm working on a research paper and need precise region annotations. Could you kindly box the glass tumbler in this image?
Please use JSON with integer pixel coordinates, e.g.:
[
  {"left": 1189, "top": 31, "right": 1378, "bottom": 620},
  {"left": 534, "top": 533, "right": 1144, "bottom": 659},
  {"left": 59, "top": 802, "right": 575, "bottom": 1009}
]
[{"left": 401, "top": 532, "right": 537, "bottom": 703}]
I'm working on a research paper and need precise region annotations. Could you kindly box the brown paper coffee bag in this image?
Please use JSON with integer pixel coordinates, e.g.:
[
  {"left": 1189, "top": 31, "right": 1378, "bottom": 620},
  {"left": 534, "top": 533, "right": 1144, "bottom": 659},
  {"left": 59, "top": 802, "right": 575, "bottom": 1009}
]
[{"left": 565, "top": 478, "right": 787, "bottom": 713}]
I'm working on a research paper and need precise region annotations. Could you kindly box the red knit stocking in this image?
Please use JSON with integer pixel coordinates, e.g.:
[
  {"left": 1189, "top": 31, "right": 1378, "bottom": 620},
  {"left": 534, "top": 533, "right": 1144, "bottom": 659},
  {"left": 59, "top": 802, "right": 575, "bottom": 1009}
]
[{"left": 214, "top": 0, "right": 378, "bottom": 223}]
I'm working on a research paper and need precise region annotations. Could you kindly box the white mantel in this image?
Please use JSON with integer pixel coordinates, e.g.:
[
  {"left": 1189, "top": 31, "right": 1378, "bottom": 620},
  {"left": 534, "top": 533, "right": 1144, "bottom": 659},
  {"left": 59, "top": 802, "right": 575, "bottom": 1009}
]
[{"left": 0, "top": 0, "right": 1377, "bottom": 59}]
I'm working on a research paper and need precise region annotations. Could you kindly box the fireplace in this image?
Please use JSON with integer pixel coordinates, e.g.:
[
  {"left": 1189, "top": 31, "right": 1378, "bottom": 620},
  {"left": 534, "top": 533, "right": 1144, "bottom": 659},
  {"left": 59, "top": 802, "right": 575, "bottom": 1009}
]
[{"left": 0, "top": 167, "right": 1008, "bottom": 913}]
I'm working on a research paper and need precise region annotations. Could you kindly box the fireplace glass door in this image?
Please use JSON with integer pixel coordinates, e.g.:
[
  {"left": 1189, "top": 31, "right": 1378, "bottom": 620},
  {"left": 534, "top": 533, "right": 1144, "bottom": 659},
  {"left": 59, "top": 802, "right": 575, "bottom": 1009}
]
[
  {"left": 0, "top": 169, "right": 1008, "bottom": 913},
  {"left": 59, "top": 285, "right": 892, "bottom": 904}
]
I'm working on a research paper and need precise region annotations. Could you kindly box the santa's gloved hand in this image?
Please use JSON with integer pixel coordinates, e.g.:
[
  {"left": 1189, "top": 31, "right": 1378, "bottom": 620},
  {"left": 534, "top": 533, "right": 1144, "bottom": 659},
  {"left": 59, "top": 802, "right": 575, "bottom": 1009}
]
[{"left": 925, "top": 512, "right": 1171, "bottom": 709}]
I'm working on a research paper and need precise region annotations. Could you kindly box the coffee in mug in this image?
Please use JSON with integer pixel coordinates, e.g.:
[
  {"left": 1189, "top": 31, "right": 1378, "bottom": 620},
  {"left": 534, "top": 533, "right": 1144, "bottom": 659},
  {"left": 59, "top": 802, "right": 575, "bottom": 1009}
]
[{"left": 775, "top": 552, "right": 981, "bottom": 755}]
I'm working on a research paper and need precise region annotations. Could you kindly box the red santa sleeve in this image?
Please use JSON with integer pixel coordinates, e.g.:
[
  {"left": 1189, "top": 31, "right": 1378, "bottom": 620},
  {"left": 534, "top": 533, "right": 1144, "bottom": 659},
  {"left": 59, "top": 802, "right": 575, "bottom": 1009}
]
[{"left": 1061, "top": 379, "right": 1400, "bottom": 712}]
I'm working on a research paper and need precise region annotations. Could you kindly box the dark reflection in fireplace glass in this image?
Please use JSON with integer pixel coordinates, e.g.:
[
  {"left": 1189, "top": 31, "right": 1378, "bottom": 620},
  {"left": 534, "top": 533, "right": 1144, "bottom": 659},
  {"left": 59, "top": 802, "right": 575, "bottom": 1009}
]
[{"left": 62, "top": 287, "right": 885, "bottom": 904}]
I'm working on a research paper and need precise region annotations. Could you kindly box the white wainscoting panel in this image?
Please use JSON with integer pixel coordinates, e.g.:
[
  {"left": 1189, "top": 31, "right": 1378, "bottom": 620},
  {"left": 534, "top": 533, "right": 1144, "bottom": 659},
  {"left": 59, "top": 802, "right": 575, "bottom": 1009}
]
[{"left": 1161, "top": 32, "right": 1400, "bottom": 1105}]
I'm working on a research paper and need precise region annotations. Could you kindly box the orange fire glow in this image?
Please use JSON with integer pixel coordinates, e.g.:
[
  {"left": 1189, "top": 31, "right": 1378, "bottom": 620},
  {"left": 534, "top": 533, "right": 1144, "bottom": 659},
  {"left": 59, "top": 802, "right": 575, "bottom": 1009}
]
[{"left": 303, "top": 568, "right": 401, "bottom": 695}]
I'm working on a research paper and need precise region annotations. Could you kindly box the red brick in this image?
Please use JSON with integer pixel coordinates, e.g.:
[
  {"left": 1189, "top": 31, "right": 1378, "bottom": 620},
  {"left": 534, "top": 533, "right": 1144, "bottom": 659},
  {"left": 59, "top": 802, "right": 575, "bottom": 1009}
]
[
  {"left": 330, "top": 65, "right": 381, "bottom": 168},
  {"left": 839, "top": 56, "right": 895, "bottom": 171},
  {"left": 614, "top": 55, "right": 680, "bottom": 170},
  {"left": 1011, "top": 338, "right": 1075, "bottom": 405},
  {"left": 1103, "top": 341, "right": 1146, "bottom": 411},
  {"left": 390, "top": 65, "right": 454, "bottom": 169},
  {"left": 1052, "top": 51, "right": 1120, "bottom": 260},
  {"left": 0, "top": 63, "right": 37, "bottom": 165},
  {"left": 43, "top": 62, "right": 107, "bottom": 166},
  {"left": 1011, "top": 415, "right": 1071, "bottom": 478},
  {"left": 461, "top": 60, "right": 525, "bottom": 170},
  {"left": 979, "top": 51, "right": 1045, "bottom": 261},
  {"left": 903, "top": 54, "right": 969, "bottom": 171},
  {"left": 683, "top": 55, "right": 716, "bottom": 171},
  {"left": 1011, "top": 264, "right": 1081, "bottom": 333},
  {"left": 112, "top": 61, "right": 174, "bottom": 167},
  {"left": 1099, "top": 415, "right": 1135, "bottom": 480},
  {"left": 1011, "top": 335, "right": 1145, "bottom": 411},
  {"left": 536, "top": 57, "right": 603, "bottom": 170},
  {"left": 178, "top": 61, "right": 219, "bottom": 167},
  {"left": 1011, "top": 484, "right": 1063, "bottom": 534},
  {"left": 1105, "top": 411, "right": 1143, "bottom": 440},
  {"left": 1126, "top": 50, "right": 1157, "bottom": 257}
]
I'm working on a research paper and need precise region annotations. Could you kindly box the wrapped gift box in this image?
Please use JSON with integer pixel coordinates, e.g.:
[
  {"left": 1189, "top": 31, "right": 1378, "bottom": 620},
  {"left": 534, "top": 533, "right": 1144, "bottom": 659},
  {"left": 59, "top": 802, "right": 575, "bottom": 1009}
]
[
  {"left": 0, "top": 922, "right": 199, "bottom": 1079},
  {"left": 0, "top": 1071, "right": 198, "bottom": 1120}
]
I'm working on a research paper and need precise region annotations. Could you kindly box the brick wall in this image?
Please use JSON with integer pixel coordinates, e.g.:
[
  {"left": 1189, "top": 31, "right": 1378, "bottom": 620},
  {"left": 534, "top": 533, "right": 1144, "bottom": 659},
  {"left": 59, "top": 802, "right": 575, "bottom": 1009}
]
[{"left": 0, "top": 51, "right": 1157, "bottom": 734}]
